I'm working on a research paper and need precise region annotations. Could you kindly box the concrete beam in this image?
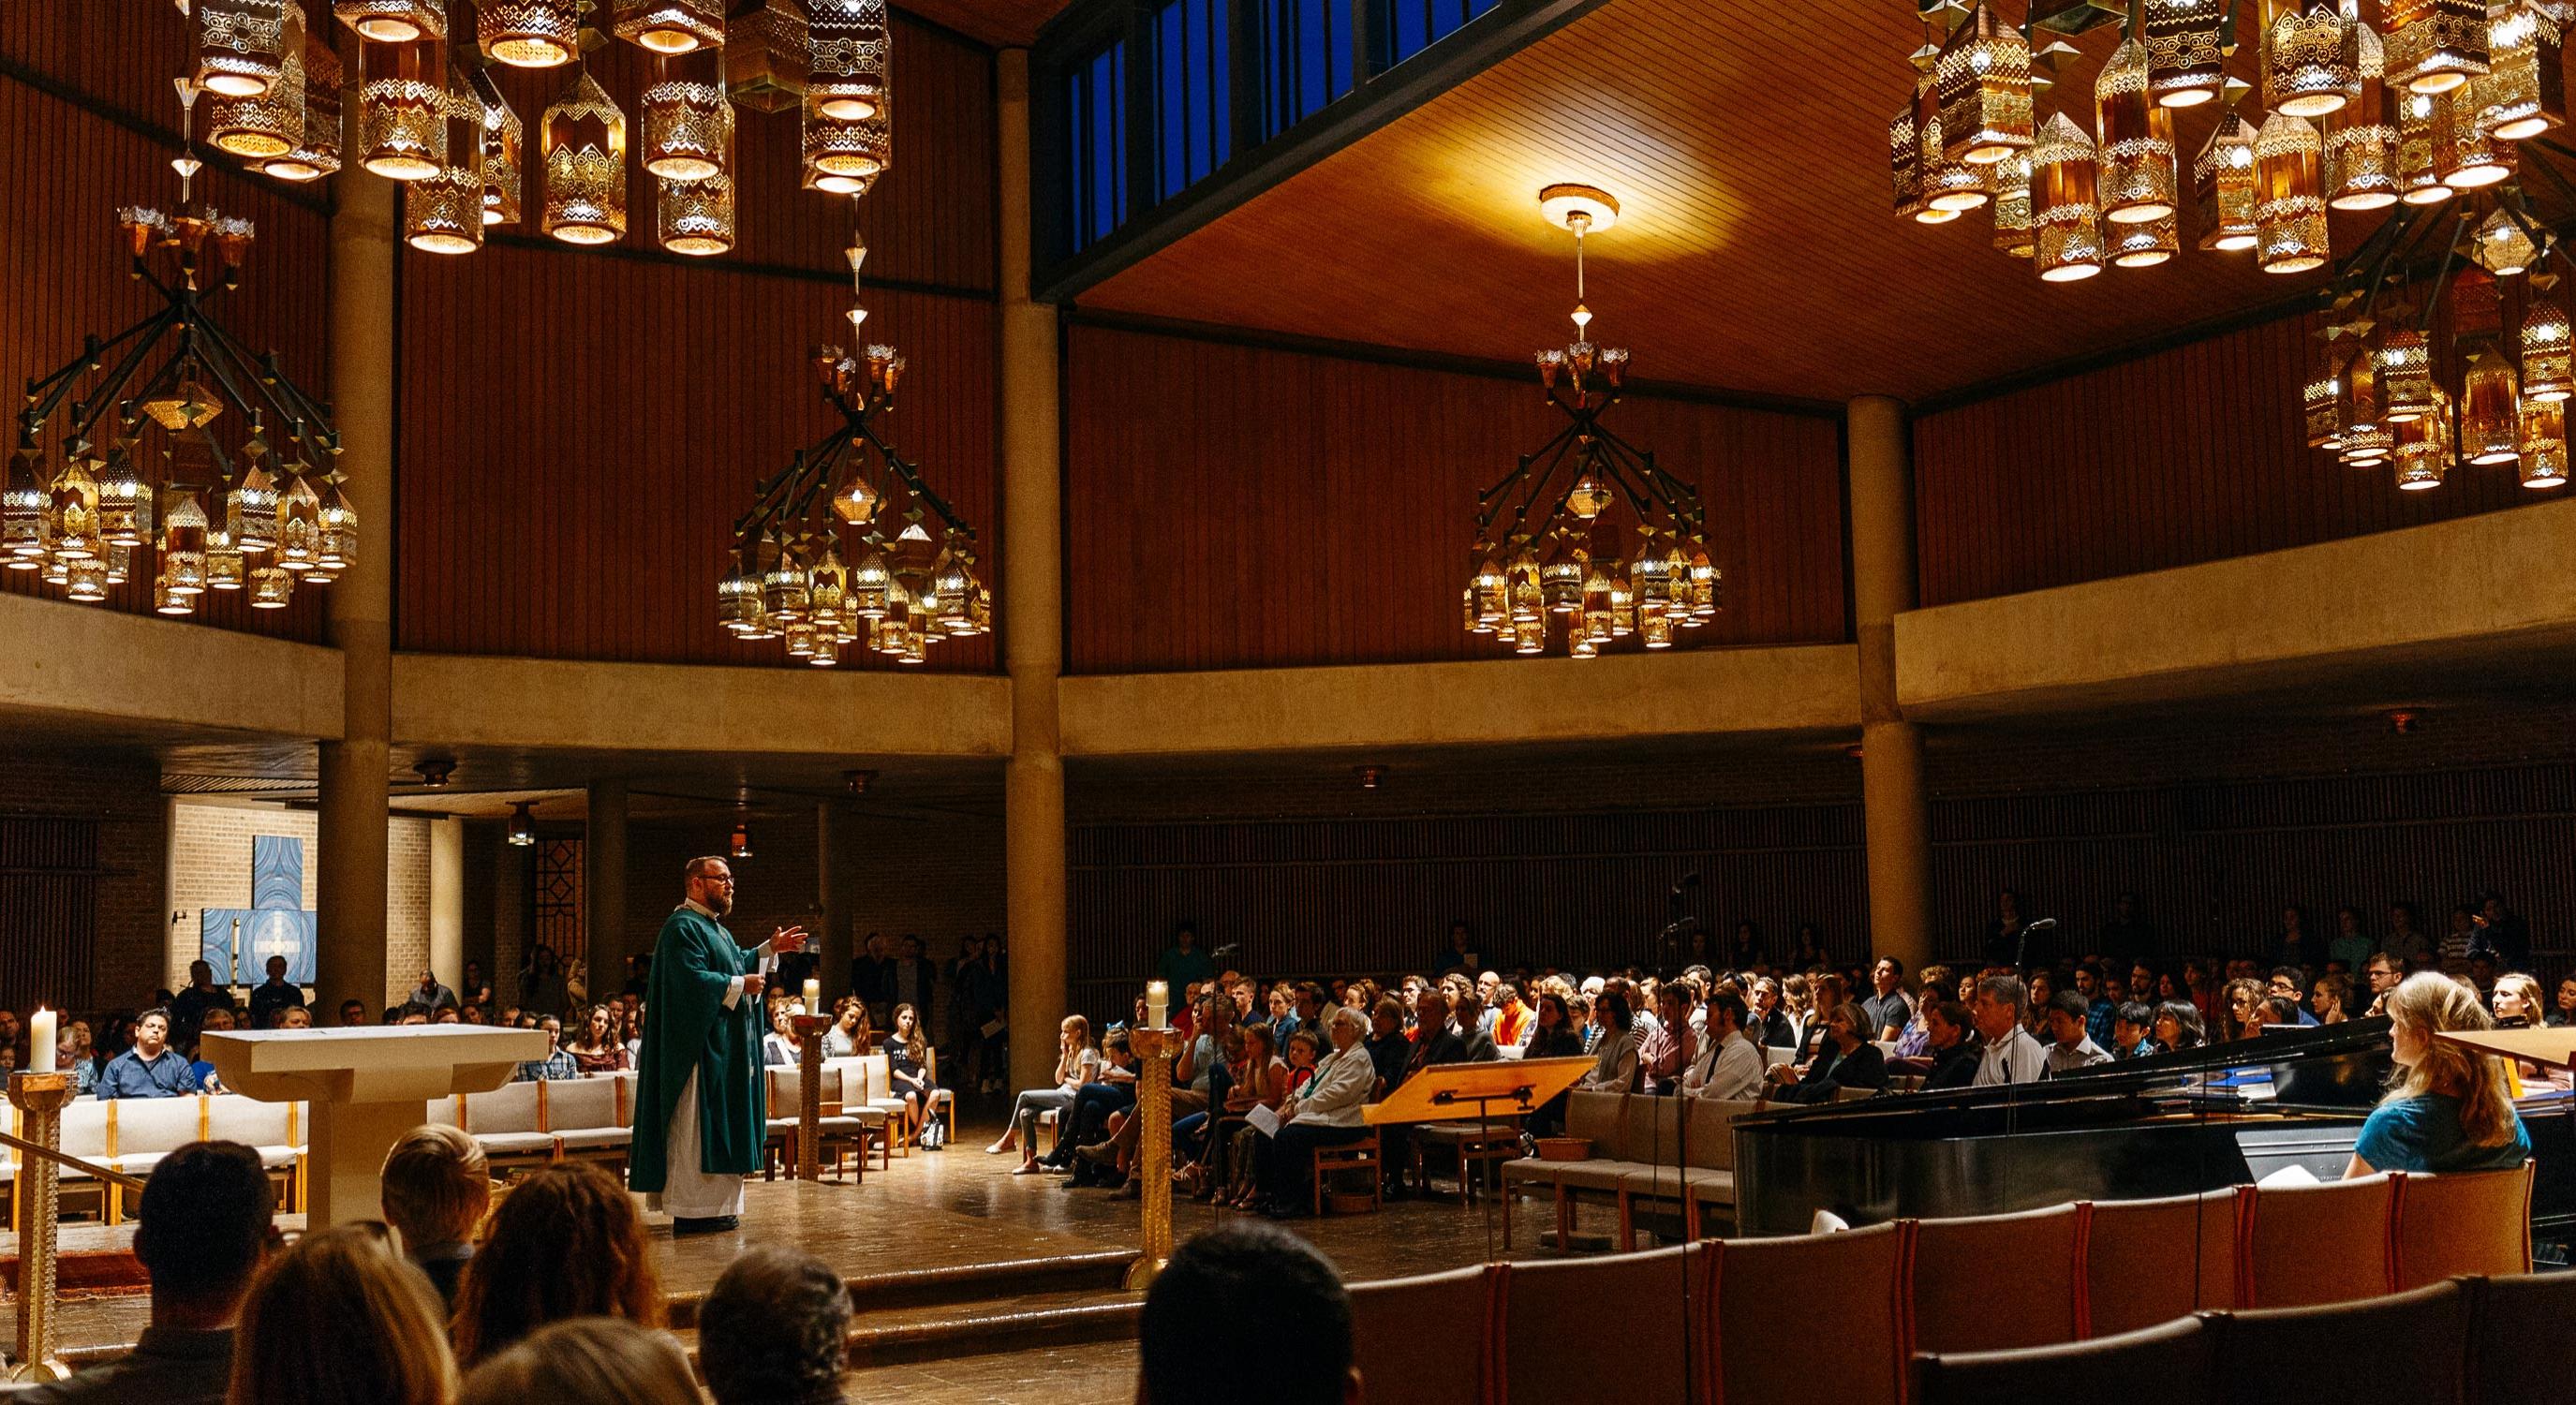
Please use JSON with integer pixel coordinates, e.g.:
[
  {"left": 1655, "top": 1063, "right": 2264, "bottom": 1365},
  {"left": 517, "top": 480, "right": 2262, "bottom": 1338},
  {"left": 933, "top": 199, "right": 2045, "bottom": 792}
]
[
  {"left": 1895, "top": 498, "right": 2576, "bottom": 720},
  {"left": 0, "top": 591, "right": 344, "bottom": 740},
  {"left": 391, "top": 654, "right": 1014, "bottom": 758},
  {"left": 1059, "top": 644, "right": 1861, "bottom": 758}
]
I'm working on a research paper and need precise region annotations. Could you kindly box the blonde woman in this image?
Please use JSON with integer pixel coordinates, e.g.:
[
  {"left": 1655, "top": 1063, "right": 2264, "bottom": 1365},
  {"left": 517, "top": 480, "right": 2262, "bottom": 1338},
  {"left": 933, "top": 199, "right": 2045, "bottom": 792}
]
[
  {"left": 988, "top": 1014, "right": 1102, "bottom": 1171},
  {"left": 2347, "top": 971, "right": 2533, "bottom": 1176}
]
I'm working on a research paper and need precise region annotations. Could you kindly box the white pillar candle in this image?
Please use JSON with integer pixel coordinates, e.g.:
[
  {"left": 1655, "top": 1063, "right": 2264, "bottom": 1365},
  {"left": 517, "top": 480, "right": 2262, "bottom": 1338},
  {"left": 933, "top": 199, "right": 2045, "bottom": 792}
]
[
  {"left": 28, "top": 1008, "right": 56, "bottom": 1074},
  {"left": 1146, "top": 981, "right": 1168, "bottom": 1028},
  {"left": 803, "top": 979, "right": 822, "bottom": 1017}
]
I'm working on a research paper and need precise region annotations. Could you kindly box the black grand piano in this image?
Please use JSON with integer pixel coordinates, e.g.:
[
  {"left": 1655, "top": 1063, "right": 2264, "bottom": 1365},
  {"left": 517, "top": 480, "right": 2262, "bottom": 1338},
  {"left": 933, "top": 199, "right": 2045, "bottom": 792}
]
[{"left": 1732, "top": 1016, "right": 2576, "bottom": 1247}]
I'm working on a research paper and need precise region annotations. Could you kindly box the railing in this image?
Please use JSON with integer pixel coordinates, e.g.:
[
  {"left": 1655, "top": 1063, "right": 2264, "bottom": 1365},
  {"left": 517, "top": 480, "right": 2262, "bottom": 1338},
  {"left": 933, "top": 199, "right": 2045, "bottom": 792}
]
[
  {"left": 0, "top": 1126, "right": 144, "bottom": 1191},
  {"left": 1030, "top": 0, "right": 1601, "bottom": 300}
]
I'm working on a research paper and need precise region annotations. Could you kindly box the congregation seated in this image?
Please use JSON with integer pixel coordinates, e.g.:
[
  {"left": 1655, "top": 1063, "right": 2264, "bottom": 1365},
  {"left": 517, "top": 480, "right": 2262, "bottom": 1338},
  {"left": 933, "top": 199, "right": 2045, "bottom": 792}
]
[
  {"left": 696, "top": 1246, "right": 854, "bottom": 1405},
  {"left": 22, "top": 1140, "right": 275, "bottom": 1405},
  {"left": 380, "top": 1124, "right": 492, "bottom": 1309},
  {"left": 226, "top": 1221, "right": 455, "bottom": 1405},
  {"left": 450, "top": 1161, "right": 664, "bottom": 1368}
]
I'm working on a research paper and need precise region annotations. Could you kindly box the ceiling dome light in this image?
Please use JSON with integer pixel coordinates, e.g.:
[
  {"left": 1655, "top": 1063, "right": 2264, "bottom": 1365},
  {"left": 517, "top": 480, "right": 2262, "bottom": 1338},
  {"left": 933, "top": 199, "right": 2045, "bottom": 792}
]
[{"left": 1538, "top": 183, "right": 1620, "bottom": 234}]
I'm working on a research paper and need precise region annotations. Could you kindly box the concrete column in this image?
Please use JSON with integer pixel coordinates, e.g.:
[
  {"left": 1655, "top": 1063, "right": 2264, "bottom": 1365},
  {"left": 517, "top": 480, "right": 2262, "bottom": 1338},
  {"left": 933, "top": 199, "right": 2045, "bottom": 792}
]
[
  {"left": 1848, "top": 394, "right": 1935, "bottom": 973},
  {"left": 429, "top": 817, "right": 464, "bottom": 989},
  {"left": 315, "top": 169, "right": 396, "bottom": 1020},
  {"left": 999, "top": 50, "right": 1069, "bottom": 1095},
  {"left": 818, "top": 800, "right": 855, "bottom": 1003},
  {"left": 585, "top": 779, "right": 630, "bottom": 999}
]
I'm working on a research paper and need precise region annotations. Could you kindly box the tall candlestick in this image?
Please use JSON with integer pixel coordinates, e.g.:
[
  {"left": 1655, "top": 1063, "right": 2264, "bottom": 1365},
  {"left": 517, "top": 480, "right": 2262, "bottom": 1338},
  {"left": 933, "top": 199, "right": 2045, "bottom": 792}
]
[
  {"left": 1146, "top": 980, "right": 1168, "bottom": 1028},
  {"left": 803, "top": 978, "right": 821, "bottom": 1016},
  {"left": 27, "top": 1008, "right": 54, "bottom": 1074}
]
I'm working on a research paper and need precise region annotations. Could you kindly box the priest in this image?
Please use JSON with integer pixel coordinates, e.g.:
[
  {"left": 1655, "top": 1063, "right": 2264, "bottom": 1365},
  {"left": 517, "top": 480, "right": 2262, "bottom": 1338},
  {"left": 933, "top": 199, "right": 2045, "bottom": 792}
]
[{"left": 630, "top": 855, "right": 809, "bottom": 1235}]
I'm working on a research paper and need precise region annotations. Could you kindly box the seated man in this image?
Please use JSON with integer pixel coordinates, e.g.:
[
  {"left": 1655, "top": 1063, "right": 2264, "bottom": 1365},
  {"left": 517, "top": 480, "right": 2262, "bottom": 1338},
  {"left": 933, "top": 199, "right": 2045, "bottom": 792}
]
[
  {"left": 1253, "top": 1007, "right": 1376, "bottom": 1219},
  {"left": 699, "top": 1246, "right": 853, "bottom": 1405},
  {"left": 22, "top": 1141, "right": 275, "bottom": 1405},
  {"left": 100, "top": 1009, "right": 196, "bottom": 1099},
  {"left": 2111, "top": 1000, "right": 2161, "bottom": 1058},
  {"left": 1685, "top": 987, "right": 1764, "bottom": 1102},
  {"left": 380, "top": 1124, "right": 491, "bottom": 1308},
  {"left": 511, "top": 1015, "right": 579, "bottom": 1081},
  {"left": 1138, "top": 1222, "right": 1362, "bottom": 1405},
  {"left": 2042, "top": 990, "right": 2113, "bottom": 1075}
]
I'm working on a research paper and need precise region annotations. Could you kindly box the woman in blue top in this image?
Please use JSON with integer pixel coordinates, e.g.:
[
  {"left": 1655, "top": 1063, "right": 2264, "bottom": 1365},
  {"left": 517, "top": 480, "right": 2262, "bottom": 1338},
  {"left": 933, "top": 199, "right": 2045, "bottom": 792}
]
[{"left": 2347, "top": 972, "right": 2531, "bottom": 1177}]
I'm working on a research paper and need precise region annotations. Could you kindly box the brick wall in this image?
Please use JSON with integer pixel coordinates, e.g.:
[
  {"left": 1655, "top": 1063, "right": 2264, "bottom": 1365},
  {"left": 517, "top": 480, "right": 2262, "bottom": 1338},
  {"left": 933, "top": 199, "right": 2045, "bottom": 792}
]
[
  {"left": 0, "top": 749, "right": 165, "bottom": 1015},
  {"left": 168, "top": 799, "right": 435, "bottom": 1012}
]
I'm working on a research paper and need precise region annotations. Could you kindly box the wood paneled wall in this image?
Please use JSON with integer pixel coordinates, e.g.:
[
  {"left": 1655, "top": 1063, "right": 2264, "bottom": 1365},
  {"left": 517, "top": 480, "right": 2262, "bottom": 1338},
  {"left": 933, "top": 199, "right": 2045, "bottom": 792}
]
[
  {"left": 1067, "top": 759, "right": 2576, "bottom": 1014},
  {"left": 0, "top": 10, "right": 332, "bottom": 643},
  {"left": 398, "top": 247, "right": 998, "bottom": 668},
  {"left": 1062, "top": 325, "right": 1850, "bottom": 674},
  {"left": 1912, "top": 311, "right": 2551, "bottom": 607},
  {"left": 395, "top": 16, "right": 1000, "bottom": 669}
]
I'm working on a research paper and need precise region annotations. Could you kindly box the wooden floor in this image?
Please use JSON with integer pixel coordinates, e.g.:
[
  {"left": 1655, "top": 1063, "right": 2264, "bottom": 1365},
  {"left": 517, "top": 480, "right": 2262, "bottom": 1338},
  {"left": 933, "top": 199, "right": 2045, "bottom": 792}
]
[{"left": 3, "top": 1110, "right": 1586, "bottom": 1403}]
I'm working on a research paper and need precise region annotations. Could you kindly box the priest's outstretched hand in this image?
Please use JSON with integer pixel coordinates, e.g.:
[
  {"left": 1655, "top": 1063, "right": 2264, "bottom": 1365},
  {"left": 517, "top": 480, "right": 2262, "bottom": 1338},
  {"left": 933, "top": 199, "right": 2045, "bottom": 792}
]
[{"left": 772, "top": 924, "right": 811, "bottom": 953}]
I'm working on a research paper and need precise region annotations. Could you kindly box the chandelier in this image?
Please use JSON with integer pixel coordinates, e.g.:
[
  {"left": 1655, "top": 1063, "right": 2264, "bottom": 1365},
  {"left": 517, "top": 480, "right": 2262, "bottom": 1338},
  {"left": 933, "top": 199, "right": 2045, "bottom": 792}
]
[
  {"left": 1465, "top": 186, "right": 1720, "bottom": 658},
  {"left": 716, "top": 248, "right": 987, "bottom": 665},
  {"left": 176, "top": 0, "right": 893, "bottom": 259},
  {"left": 1892, "top": 0, "right": 2574, "bottom": 495},
  {"left": 1, "top": 74, "right": 347, "bottom": 614}
]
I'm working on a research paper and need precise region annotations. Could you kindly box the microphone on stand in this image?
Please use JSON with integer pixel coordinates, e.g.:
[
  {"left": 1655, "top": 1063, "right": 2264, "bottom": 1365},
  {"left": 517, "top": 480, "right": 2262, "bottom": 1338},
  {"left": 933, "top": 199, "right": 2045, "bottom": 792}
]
[{"left": 2014, "top": 917, "right": 2059, "bottom": 979}]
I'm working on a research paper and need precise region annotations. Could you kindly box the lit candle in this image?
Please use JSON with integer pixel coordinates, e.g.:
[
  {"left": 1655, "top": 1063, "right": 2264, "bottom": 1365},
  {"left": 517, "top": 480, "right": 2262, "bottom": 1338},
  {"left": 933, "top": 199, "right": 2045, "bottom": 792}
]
[
  {"left": 803, "top": 979, "right": 821, "bottom": 1017},
  {"left": 28, "top": 1008, "right": 56, "bottom": 1074},
  {"left": 1146, "top": 981, "right": 1168, "bottom": 1028}
]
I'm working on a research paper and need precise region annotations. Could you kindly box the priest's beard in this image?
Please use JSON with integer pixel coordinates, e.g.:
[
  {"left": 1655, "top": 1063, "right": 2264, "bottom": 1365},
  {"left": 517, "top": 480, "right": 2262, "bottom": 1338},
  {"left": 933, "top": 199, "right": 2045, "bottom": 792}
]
[{"left": 704, "top": 890, "right": 733, "bottom": 917}]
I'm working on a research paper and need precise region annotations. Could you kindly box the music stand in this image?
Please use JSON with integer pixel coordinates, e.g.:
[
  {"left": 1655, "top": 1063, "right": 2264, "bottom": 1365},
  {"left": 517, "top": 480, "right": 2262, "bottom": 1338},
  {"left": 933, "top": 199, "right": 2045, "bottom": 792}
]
[
  {"left": 1369, "top": 1057, "right": 1592, "bottom": 1254},
  {"left": 1366, "top": 1056, "right": 1594, "bottom": 1128}
]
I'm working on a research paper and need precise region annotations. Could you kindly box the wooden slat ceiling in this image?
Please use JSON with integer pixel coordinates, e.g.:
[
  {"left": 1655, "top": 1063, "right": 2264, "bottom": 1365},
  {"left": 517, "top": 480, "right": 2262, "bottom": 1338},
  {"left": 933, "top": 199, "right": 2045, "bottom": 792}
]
[
  {"left": 896, "top": 0, "right": 1068, "bottom": 46},
  {"left": 1082, "top": 0, "right": 2378, "bottom": 404}
]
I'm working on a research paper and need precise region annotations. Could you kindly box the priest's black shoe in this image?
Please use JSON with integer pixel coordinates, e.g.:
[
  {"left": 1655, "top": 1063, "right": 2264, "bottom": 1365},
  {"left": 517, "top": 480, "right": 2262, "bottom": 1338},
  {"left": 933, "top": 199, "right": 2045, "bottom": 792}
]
[{"left": 672, "top": 1215, "right": 740, "bottom": 1235}]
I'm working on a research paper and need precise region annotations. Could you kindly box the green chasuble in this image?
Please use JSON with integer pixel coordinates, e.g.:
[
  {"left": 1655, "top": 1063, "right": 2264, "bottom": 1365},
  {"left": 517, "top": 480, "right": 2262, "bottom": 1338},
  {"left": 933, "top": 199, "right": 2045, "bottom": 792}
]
[{"left": 629, "top": 905, "right": 767, "bottom": 1192}]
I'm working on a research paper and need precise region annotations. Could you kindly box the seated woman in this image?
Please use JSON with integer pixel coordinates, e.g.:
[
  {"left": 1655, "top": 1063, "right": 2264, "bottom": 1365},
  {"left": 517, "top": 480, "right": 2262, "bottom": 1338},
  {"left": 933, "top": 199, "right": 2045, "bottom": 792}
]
[
  {"left": 1250, "top": 1006, "right": 1378, "bottom": 1218},
  {"left": 2348, "top": 971, "right": 2532, "bottom": 1176},
  {"left": 2489, "top": 973, "right": 2573, "bottom": 1093},
  {"left": 885, "top": 1003, "right": 955, "bottom": 1148},
  {"left": 1522, "top": 991, "right": 1588, "bottom": 1140},
  {"left": 821, "top": 999, "right": 874, "bottom": 1058},
  {"left": 2153, "top": 1000, "right": 2206, "bottom": 1054},
  {"left": 759, "top": 1001, "right": 801, "bottom": 1068},
  {"left": 1764, "top": 1000, "right": 1888, "bottom": 1104},
  {"left": 990, "top": 1014, "right": 1102, "bottom": 1173},
  {"left": 1047, "top": 1031, "right": 1140, "bottom": 1182},
  {"left": 1577, "top": 987, "right": 1640, "bottom": 1093},
  {"left": 564, "top": 1004, "right": 629, "bottom": 1074},
  {"left": 1204, "top": 1023, "right": 1289, "bottom": 1207}
]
